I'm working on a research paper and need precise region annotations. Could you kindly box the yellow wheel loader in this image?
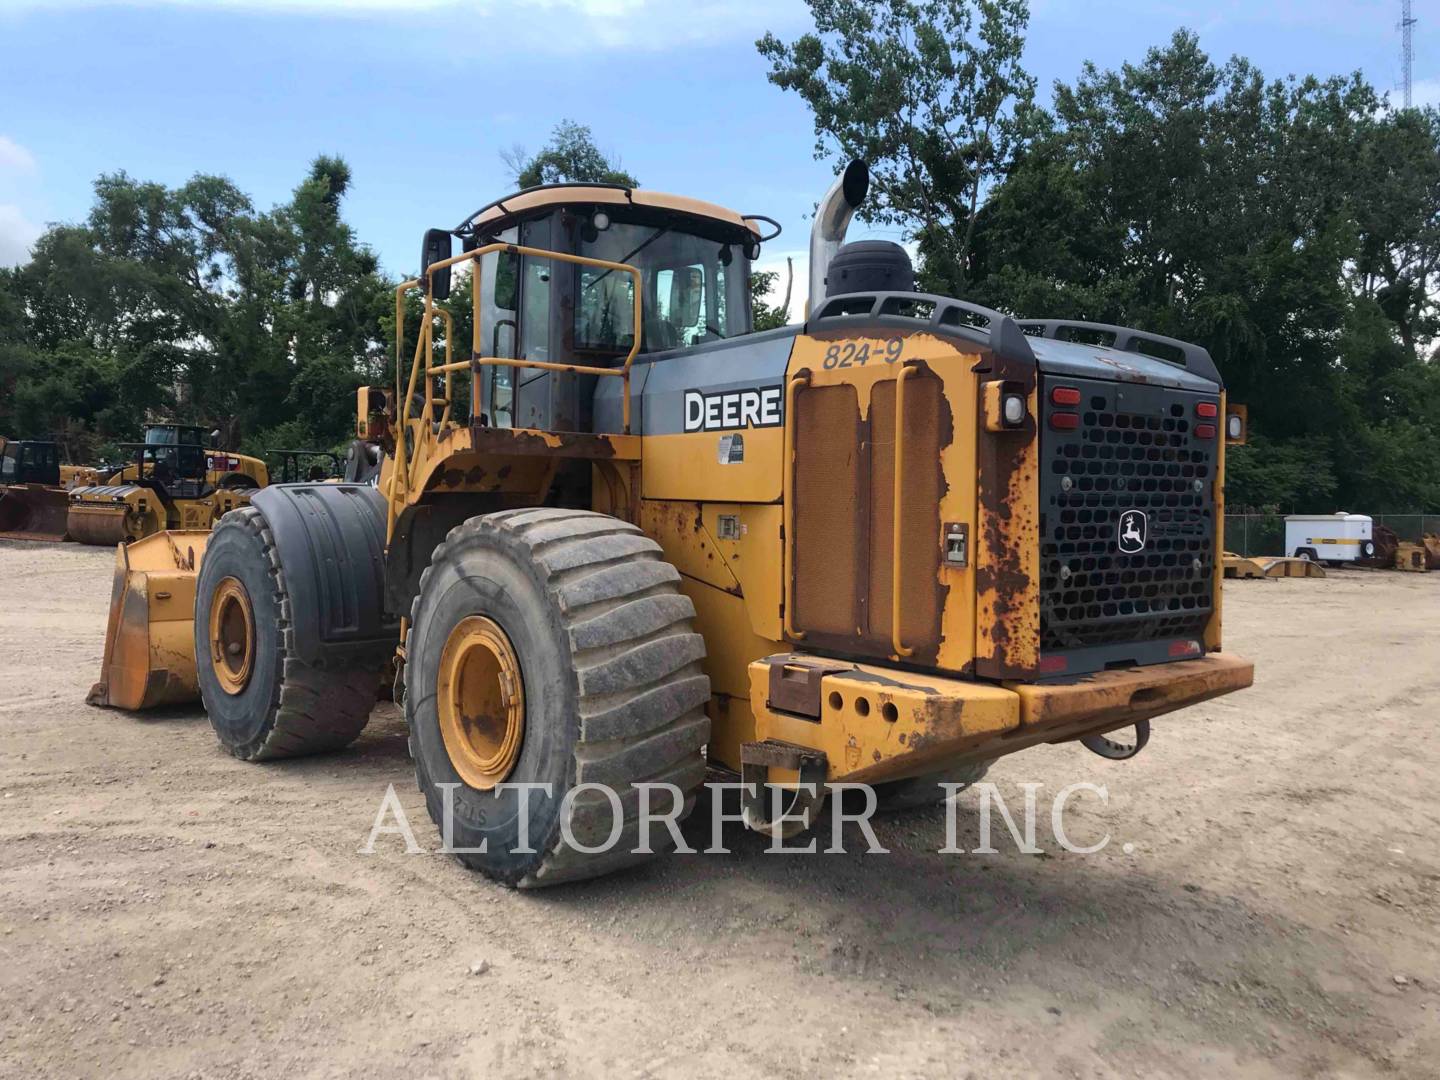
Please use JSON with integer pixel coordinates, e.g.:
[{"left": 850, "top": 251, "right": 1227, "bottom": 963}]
[
  {"left": 91, "top": 162, "right": 1253, "bottom": 886},
  {"left": 68, "top": 423, "right": 269, "bottom": 546}
]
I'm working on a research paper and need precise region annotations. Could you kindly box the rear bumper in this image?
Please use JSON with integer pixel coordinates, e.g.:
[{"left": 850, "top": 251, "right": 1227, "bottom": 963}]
[
  {"left": 747, "top": 652, "right": 1253, "bottom": 784},
  {"left": 1008, "top": 652, "right": 1254, "bottom": 730}
]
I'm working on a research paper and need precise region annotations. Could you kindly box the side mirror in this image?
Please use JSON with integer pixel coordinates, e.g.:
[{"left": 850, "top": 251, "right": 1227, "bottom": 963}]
[
  {"left": 670, "top": 266, "right": 704, "bottom": 327},
  {"left": 421, "top": 228, "right": 453, "bottom": 301},
  {"left": 1225, "top": 403, "right": 1247, "bottom": 445}
]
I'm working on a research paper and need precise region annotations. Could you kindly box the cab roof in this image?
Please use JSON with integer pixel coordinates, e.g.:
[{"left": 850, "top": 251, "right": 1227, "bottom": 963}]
[{"left": 456, "top": 183, "right": 762, "bottom": 239}]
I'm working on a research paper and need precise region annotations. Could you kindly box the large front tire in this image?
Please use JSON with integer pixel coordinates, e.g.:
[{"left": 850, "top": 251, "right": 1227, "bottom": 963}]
[
  {"left": 406, "top": 509, "right": 710, "bottom": 888},
  {"left": 194, "top": 507, "right": 378, "bottom": 760}
]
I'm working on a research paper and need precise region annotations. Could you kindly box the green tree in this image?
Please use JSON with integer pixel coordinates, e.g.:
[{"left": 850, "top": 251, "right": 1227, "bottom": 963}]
[
  {"left": 750, "top": 261, "right": 794, "bottom": 331},
  {"left": 759, "top": 0, "right": 1035, "bottom": 292},
  {"left": 0, "top": 157, "right": 390, "bottom": 458},
  {"left": 503, "top": 120, "right": 638, "bottom": 189},
  {"left": 969, "top": 29, "right": 1440, "bottom": 511}
]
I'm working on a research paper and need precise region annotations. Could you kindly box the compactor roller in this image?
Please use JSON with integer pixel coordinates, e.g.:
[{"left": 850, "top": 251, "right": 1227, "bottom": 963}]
[{"left": 67, "top": 485, "right": 165, "bottom": 546}]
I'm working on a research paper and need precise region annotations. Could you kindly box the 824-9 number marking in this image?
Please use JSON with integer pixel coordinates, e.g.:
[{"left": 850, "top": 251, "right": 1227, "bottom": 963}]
[{"left": 823, "top": 338, "right": 906, "bottom": 369}]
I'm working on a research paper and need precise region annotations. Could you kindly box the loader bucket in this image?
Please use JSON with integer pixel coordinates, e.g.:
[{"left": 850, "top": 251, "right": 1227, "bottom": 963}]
[
  {"left": 0, "top": 484, "right": 71, "bottom": 541},
  {"left": 87, "top": 530, "right": 210, "bottom": 711}
]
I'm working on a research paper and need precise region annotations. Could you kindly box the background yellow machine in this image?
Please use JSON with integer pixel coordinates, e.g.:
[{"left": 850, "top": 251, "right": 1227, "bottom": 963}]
[
  {"left": 0, "top": 437, "right": 73, "bottom": 540},
  {"left": 93, "top": 161, "right": 1253, "bottom": 886},
  {"left": 67, "top": 423, "right": 269, "bottom": 545}
]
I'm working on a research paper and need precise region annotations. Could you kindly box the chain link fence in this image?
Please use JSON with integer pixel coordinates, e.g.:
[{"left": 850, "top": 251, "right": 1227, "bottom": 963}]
[{"left": 1223, "top": 514, "right": 1440, "bottom": 556}]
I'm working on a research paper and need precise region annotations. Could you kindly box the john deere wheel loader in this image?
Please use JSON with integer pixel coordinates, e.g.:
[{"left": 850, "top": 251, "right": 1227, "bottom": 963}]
[
  {"left": 92, "top": 161, "right": 1253, "bottom": 886},
  {"left": 68, "top": 423, "right": 269, "bottom": 545}
]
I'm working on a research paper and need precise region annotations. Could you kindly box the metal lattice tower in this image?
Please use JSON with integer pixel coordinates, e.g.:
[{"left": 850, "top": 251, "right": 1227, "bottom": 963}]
[{"left": 1401, "top": 0, "right": 1417, "bottom": 108}]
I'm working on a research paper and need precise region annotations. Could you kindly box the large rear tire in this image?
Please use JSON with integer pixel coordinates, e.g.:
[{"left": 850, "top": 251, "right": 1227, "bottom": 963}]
[
  {"left": 195, "top": 507, "right": 378, "bottom": 760},
  {"left": 405, "top": 508, "right": 710, "bottom": 888}
]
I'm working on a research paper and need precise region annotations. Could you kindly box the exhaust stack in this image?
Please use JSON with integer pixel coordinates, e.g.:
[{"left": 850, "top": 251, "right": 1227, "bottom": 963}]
[{"left": 807, "top": 159, "right": 869, "bottom": 317}]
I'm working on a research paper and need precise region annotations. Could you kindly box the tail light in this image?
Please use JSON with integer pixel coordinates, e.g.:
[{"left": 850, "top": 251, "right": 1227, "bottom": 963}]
[
  {"left": 1050, "top": 386, "right": 1081, "bottom": 406},
  {"left": 1196, "top": 401, "right": 1218, "bottom": 418},
  {"left": 1194, "top": 423, "right": 1216, "bottom": 439},
  {"left": 1049, "top": 412, "right": 1080, "bottom": 431}
]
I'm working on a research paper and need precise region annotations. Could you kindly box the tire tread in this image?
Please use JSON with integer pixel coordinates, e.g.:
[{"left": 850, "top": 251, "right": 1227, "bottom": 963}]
[{"left": 407, "top": 509, "right": 710, "bottom": 888}]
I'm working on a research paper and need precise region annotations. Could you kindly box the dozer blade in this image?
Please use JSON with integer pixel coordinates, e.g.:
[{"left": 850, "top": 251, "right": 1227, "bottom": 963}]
[
  {"left": 87, "top": 530, "right": 210, "bottom": 711},
  {"left": 0, "top": 484, "right": 71, "bottom": 541},
  {"left": 68, "top": 485, "right": 159, "bottom": 546}
]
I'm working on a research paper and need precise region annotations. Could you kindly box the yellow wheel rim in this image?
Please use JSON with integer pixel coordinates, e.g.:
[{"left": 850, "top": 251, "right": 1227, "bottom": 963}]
[
  {"left": 209, "top": 576, "right": 255, "bottom": 696},
  {"left": 436, "top": 616, "right": 525, "bottom": 790}
]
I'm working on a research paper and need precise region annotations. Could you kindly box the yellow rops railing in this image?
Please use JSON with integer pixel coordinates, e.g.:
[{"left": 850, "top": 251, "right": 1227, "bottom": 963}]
[{"left": 387, "top": 243, "right": 644, "bottom": 542}]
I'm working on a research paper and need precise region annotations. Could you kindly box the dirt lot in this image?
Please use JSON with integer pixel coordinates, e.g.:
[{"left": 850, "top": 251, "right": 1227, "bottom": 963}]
[{"left": 1, "top": 539, "right": 1437, "bottom": 1079}]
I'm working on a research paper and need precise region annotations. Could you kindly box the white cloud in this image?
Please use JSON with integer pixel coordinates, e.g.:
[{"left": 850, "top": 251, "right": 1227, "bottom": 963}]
[
  {"left": 0, "top": 0, "right": 803, "bottom": 49},
  {"left": 0, "top": 204, "right": 43, "bottom": 267},
  {"left": 0, "top": 135, "right": 36, "bottom": 174}
]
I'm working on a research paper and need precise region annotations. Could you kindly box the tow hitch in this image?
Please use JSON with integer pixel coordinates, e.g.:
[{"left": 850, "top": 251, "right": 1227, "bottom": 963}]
[{"left": 1080, "top": 719, "right": 1151, "bottom": 760}]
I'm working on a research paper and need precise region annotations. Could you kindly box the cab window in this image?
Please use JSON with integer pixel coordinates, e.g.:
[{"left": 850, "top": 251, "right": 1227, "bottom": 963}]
[{"left": 576, "top": 220, "right": 750, "bottom": 355}]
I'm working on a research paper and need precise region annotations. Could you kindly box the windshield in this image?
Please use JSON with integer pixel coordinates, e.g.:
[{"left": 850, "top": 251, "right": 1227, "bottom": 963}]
[
  {"left": 576, "top": 222, "right": 751, "bottom": 354},
  {"left": 145, "top": 426, "right": 205, "bottom": 446}
]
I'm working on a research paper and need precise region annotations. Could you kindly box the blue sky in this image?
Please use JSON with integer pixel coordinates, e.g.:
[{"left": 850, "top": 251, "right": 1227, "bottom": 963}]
[{"left": 0, "top": 0, "right": 1435, "bottom": 316}]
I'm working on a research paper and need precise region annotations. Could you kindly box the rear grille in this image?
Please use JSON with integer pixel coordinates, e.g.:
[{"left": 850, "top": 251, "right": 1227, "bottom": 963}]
[{"left": 1039, "top": 377, "right": 1217, "bottom": 657}]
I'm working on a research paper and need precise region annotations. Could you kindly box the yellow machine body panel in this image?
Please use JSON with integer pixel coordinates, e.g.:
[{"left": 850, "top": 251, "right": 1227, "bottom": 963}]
[{"left": 782, "top": 330, "right": 983, "bottom": 674}]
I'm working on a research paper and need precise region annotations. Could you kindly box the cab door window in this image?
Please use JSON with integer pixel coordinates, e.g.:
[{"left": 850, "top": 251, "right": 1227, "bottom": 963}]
[{"left": 477, "top": 226, "right": 519, "bottom": 427}]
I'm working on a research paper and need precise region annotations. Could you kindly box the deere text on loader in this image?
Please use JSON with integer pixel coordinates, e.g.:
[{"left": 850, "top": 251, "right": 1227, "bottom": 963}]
[{"left": 93, "top": 162, "right": 1253, "bottom": 886}]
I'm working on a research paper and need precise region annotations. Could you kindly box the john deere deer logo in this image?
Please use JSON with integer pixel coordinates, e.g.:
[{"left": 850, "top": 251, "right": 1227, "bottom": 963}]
[{"left": 1118, "top": 510, "right": 1148, "bottom": 554}]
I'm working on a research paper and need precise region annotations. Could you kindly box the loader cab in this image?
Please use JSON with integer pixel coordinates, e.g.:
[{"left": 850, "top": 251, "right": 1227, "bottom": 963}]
[
  {"left": 0, "top": 440, "right": 62, "bottom": 487},
  {"left": 133, "top": 424, "right": 209, "bottom": 497},
  {"left": 448, "top": 186, "right": 769, "bottom": 433}
]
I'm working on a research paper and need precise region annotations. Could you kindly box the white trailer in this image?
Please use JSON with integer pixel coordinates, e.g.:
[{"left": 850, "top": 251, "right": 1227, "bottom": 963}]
[{"left": 1284, "top": 513, "right": 1376, "bottom": 563}]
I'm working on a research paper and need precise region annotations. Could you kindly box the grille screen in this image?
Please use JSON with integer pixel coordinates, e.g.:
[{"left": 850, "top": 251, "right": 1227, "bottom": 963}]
[{"left": 1039, "top": 377, "right": 1216, "bottom": 653}]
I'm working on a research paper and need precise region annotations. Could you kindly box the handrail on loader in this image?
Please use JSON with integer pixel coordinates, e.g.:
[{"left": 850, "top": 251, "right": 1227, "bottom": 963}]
[{"left": 388, "top": 242, "right": 644, "bottom": 543}]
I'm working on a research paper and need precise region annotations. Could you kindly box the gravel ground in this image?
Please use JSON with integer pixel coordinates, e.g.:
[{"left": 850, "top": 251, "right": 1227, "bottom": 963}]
[{"left": 0, "top": 537, "right": 1437, "bottom": 1078}]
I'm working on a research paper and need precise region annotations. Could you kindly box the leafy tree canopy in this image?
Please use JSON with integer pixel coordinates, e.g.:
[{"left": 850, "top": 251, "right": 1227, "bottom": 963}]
[
  {"left": 765, "top": 6, "right": 1440, "bottom": 511},
  {"left": 759, "top": 0, "right": 1035, "bottom": 292},
  {"left": 0, "top": 157, "right": 392, "bottom": 459},
  {"left": 503, "top": 120, "right": 638, "bottom": 189}
]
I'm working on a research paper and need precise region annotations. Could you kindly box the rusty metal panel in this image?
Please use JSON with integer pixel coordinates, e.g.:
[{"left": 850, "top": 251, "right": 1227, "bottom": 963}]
[
  {"left": 783, "top": 330, "right": 980, "bottom": 674},
  {"left": 765, "top": 655, "right": 852, "bottom": 718},
  {"left": 792, "top": 383, "right": 862, "bottom": 638},
  {"left": 867, "top": 373, "right": 944, "bottom": 657},
  {"left": 974, "top": 391, "right": 1041, "bottom": 680}
]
